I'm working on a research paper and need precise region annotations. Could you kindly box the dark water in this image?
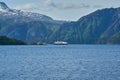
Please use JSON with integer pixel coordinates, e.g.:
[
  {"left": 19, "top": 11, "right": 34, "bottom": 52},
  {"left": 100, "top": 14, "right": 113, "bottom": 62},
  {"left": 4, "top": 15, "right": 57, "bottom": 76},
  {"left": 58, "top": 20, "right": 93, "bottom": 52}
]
[{"left": 0, "top": 45, "right": 120, "bottom": 80}]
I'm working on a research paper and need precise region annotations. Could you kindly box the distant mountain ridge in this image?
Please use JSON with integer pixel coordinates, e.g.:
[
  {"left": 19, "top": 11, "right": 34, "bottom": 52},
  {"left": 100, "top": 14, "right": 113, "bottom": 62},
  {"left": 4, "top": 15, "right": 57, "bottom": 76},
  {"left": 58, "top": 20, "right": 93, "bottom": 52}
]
[{"left": 0, "top": 2, "right": 120, "bottom": 44}]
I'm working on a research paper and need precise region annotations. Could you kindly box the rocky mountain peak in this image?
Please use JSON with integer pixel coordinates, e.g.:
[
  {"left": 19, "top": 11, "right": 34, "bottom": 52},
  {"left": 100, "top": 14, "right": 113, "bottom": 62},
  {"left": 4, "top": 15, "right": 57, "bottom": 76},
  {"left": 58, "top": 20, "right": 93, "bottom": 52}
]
[{"left": 0, "top": 2, "right": 11, "bottom": 12}]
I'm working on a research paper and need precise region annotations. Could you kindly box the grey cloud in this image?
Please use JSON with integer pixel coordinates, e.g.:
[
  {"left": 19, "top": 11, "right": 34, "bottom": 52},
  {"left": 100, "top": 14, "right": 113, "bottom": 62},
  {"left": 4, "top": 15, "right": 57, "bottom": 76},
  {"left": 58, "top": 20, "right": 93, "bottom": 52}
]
[
  {"left": 93, "top": 5, "right": 103, "bottom": 8},
  {"left": 15, "top": 0, "right": 102, "bottom": 11},
  {"left": 15, "top": 3, "right": 38, "bottom": 10},
  {"left": 44, "top": 0, "right": 57, "bottom": 8},
  {"left": 44, "top": 0, "right": 90, "bottom": 10}
]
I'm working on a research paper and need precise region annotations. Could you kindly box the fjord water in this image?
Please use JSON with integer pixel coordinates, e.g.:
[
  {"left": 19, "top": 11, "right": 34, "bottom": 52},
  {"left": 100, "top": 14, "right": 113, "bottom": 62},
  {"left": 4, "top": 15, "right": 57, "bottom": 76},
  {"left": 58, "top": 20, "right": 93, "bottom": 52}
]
[{"left": 0, "top": 45, "right": 120, "bottom": 80}]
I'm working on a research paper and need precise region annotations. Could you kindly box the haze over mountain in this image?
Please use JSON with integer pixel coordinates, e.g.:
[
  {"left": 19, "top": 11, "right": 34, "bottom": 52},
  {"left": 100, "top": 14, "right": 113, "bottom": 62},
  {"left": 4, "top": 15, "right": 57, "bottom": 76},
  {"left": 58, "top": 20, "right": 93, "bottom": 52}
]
[{"left": 0, "top": 2, "right": 120, "bottom": 44}]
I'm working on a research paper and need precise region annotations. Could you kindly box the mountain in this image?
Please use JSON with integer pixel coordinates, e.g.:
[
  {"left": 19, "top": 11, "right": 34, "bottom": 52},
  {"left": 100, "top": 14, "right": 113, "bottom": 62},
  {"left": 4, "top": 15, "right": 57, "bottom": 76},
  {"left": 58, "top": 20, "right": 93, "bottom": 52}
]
[
  {"left": 0, "top": 2, "right": 65, "bottom": 43},
  {"left": 51, "top": 7, "right": 120, "bottom": 44},
  {"left": 0, "top": 36, "right": 26, "bottom": 45},
  {"left": 0, "top": 2, "right": 53, "bottom": 21},
  {"left": 0, "top": 2, "right": 11, "bottom": 12},
  {"left": 0, "top": 2, "right": 120, "bottom": 44}
]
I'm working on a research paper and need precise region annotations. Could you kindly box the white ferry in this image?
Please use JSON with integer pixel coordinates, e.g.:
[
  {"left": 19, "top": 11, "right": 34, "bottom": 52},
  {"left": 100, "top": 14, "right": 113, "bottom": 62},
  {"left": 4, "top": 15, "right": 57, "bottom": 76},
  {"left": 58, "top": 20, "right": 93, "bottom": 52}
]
[{"left": 54, "top": 41, "right": 68, "bottom": 45}]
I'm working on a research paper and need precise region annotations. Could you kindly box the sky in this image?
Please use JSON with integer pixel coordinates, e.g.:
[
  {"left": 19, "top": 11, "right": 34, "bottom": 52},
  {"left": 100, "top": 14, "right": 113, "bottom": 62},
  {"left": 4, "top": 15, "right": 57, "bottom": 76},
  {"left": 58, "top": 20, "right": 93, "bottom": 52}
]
[{"left": 1, "top": 0, "right": 120, "bottom": 21}]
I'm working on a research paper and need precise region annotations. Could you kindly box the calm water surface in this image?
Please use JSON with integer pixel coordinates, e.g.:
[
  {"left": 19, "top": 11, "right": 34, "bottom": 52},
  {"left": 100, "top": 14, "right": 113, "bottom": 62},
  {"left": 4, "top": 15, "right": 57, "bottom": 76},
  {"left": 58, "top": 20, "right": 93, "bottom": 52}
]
[{"left": 0, "top": 45, "right": 120, "bottom": 80}]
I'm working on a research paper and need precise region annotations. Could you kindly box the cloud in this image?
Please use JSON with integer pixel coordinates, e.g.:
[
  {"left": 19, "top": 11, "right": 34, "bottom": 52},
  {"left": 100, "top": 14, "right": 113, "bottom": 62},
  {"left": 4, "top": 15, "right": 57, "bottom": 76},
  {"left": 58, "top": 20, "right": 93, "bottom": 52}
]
[
  {"left": 14, "top": 1, "right": 103, "bottom": 11},
  {"left": 44, "top": 0, "right": 90, "bottom": 10},
  {"left": 60, "top": 3, "right": 89, "bottom": 9},
  {"left": 44, "top": 0, "right": 56, "bottom": 9},
  {"left": 15, "top": 3, "right": 38, "bottom": 10},
  {"left": 93, "top": 5, "right": 103, "bottom": 8},
  {"left": 44, "top": 0, "right": 56, "bottom": 7}
]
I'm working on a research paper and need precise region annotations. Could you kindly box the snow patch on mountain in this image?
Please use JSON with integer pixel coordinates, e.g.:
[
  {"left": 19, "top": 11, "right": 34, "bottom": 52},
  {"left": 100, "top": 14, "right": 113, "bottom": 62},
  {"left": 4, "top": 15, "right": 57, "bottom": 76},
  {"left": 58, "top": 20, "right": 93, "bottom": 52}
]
[{"left": 0, "top": 2, "right": 53, "bottom": 21}]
